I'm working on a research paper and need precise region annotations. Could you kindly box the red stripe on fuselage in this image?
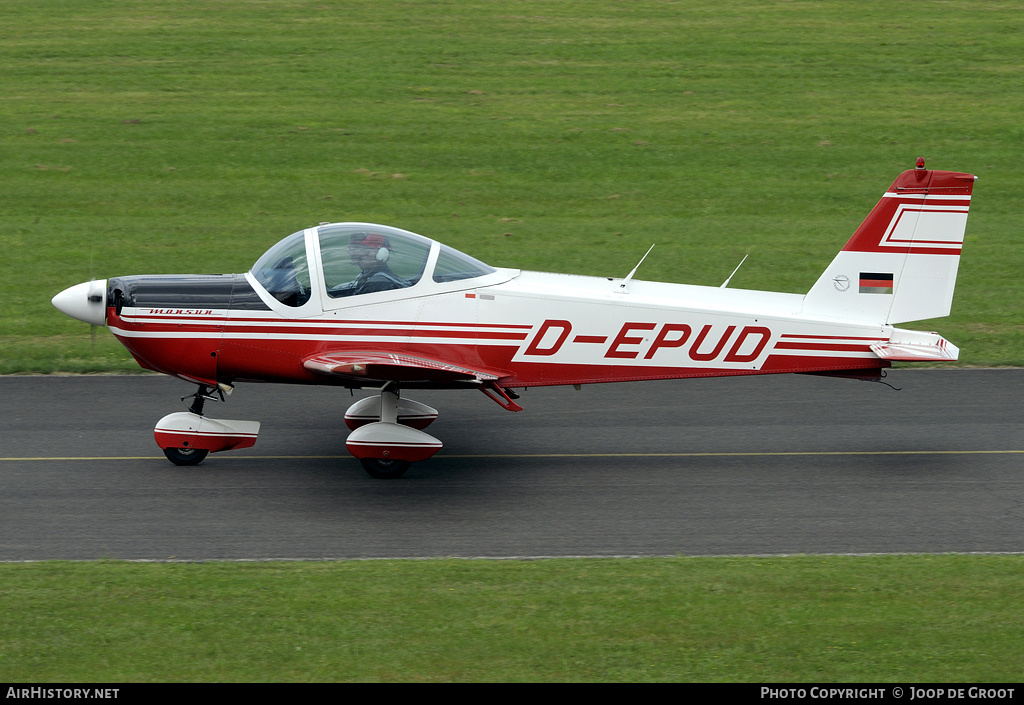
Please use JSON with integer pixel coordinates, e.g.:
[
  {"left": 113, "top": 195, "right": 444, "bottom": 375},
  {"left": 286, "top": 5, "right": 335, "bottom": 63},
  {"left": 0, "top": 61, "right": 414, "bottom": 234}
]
[
  {"left": 779, "top": 334, "right": 885, "bottom": 341},
  {"left": 116, "top": 320, "right": 528, "bottom": 341},
  {"left": 124, "top": 314, "right": 533, "bottom": 330},
  {"left": 773, "top": 342, "right": 875, "bottom": 353},
  {"left": 219, "top": 325, "right": 528, "bottom": 340}
]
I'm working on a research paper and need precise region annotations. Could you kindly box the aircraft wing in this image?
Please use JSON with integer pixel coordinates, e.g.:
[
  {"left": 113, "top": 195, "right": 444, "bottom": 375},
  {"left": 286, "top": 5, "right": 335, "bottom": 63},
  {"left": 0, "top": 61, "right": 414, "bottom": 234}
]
[{"left": 303, "top": 351, "right": 509, "bottom": 384}]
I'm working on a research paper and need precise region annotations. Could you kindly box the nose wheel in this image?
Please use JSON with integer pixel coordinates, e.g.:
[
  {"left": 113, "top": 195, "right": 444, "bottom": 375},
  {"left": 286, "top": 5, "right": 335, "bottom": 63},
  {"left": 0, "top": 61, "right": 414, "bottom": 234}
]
[{"left": 359, "top": 457, "right": 411, "bottom": 479}]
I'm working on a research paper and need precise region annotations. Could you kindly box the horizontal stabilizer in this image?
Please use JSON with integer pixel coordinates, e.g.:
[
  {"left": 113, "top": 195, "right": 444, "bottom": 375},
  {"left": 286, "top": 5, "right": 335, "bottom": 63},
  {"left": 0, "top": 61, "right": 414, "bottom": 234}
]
[{"left": 871, "top": 330, "right": 959, "bottom": 362}]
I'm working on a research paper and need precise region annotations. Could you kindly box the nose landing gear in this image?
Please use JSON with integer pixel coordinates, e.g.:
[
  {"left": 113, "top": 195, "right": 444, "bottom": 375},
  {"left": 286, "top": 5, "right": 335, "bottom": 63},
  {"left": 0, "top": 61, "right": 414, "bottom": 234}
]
[{"left": 154, "top": 384, "right": 261, "bottom": 466}]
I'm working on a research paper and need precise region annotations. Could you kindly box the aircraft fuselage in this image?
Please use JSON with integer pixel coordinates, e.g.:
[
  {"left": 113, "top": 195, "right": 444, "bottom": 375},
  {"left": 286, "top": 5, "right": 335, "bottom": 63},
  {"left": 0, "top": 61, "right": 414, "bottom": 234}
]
[{"left": 105, "top": 269, "right": 892, "bottom": 389}]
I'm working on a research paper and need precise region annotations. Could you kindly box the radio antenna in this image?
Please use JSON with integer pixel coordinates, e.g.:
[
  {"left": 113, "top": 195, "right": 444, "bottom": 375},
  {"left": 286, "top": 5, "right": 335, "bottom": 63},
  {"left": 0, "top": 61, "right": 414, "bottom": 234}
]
[
  {"left": 720, "top": 254, "right": 749, "bottom": 288},
  {"left": 616, "top": 244, "right": 655, "bottom": 294}
]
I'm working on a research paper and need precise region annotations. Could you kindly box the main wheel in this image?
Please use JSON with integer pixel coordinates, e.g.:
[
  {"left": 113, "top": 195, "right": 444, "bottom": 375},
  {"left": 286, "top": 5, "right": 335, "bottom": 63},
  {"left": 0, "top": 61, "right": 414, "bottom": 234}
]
[
  {"left": 360, "top": 457, "right": 411, "bottom": 479},
  {"left": 163, "top": 447, "right": 209, "bottom": 466}
]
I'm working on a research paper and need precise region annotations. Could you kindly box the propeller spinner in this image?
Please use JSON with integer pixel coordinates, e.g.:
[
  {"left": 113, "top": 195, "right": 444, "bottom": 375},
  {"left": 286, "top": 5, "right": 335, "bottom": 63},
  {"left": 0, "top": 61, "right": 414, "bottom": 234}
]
[{"left": 52, "top": 279, "right": 108, "bottom": 327}]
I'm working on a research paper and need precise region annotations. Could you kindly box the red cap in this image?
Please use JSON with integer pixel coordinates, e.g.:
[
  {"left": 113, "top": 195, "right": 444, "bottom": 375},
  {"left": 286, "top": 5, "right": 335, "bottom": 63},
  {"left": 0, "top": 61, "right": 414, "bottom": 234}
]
[{"left": 352, "top": 233, "right": 389, "bottom": 250}]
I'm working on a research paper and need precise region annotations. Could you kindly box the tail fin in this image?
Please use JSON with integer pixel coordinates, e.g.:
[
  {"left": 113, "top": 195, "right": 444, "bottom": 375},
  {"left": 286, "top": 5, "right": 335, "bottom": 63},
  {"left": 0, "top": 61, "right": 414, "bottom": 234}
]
[{"left": 804, "top": 163, "right": 976, "bottom": 324}]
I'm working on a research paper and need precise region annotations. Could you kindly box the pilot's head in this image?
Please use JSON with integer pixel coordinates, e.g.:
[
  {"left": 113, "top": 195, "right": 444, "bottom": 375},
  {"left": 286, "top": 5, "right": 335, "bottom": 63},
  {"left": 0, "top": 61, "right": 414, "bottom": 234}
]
[{"left": 349, "top": 233, "right": 391, "bottom": 270}]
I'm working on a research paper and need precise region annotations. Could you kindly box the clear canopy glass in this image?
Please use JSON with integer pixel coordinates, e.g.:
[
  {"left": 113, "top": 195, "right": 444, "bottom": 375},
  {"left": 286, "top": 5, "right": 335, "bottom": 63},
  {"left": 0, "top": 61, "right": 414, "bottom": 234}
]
[
  {"left": 251, "top": 223, "right": 500, "bottom": 307},
  {"left": 250, "top": 230, "right": 311, "bottom": 307},
  {"left": 432, "top": 243, "right": 496, "bottom": 283},
  {"left": 317, "top": 224, "right": 432, "bottom": 299}
]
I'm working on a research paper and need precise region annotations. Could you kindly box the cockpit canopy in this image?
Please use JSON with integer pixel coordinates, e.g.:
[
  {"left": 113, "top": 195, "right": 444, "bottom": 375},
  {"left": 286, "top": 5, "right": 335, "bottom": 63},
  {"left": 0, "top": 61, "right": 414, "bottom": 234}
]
[{"left": 251, "top": 223, "right": 500, "bottom": 308}]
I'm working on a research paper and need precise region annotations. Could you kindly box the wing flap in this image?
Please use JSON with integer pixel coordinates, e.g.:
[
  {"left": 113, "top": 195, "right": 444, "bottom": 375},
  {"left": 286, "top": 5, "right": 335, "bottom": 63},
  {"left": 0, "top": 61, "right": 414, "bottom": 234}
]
[{"left": 303, "top": 351, "right": 507, "bottom": 384}]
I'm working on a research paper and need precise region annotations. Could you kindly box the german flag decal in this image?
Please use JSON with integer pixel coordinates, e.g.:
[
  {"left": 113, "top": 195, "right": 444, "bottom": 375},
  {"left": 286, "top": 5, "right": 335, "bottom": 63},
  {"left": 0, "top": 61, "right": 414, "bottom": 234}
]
[{"left": 859, "top": 272, "right": 893, "bottom": 294}]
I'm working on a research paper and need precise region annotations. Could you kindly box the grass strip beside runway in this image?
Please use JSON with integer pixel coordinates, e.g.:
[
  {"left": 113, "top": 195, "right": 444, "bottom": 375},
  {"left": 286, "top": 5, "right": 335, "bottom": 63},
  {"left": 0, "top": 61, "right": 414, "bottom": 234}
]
[{"left": 1, "top": 555, "right": 1021, "bottom": 682}]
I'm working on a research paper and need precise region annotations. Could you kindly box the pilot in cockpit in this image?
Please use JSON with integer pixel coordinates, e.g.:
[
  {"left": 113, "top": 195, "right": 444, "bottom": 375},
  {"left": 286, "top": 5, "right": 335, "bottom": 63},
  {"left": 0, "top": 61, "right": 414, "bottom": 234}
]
[{"left": 346, "top": 233, "right": 409, "bottom": 295}]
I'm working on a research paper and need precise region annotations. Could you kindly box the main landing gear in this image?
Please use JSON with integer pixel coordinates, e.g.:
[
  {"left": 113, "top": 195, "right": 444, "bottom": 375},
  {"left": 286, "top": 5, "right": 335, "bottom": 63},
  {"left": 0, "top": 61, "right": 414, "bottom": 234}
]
[
  {"left": 153, "top": 384, "right": 261, "bottom": 466},
  {"left": 152, "top": 382, "right": 513, "bottom": 479},
  {"left": 344, "top": 383, "right": 442, "bottom": 479},
  {"left": 344, "top": 382, "right": 524, "bottom": 478}
]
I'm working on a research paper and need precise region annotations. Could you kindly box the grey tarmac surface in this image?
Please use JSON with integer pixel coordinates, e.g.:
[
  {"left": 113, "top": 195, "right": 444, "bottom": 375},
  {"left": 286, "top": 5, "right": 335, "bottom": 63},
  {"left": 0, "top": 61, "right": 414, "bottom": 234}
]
[{"left": 1, "top": 370, "right": 1022, "bottom": 560}]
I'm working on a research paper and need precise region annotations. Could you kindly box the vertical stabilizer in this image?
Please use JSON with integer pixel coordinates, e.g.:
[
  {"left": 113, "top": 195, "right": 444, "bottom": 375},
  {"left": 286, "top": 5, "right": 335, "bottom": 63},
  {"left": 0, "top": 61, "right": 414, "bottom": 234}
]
[{"left": 803, "top": 163, "right": 976, "bottom": 324}]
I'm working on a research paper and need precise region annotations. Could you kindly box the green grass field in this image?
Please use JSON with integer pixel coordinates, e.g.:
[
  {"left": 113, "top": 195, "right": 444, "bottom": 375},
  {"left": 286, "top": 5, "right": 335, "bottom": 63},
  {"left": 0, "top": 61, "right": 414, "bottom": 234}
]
[
  {"left": 2, "top": 0, "right": 1023, "bottom": 371},
  {"left": 3, "top": 1, "right": 1023, "bottom": 683},
  {"left": 2, "top": 556, "right": 1023, "bottom": 682}
]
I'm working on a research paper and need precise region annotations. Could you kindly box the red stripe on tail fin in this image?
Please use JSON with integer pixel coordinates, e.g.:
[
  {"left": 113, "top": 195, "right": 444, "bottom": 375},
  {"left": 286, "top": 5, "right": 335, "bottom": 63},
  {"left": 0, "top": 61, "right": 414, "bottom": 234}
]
[{"left": 842, "top": 168, "right": 976, "bottom": 256}]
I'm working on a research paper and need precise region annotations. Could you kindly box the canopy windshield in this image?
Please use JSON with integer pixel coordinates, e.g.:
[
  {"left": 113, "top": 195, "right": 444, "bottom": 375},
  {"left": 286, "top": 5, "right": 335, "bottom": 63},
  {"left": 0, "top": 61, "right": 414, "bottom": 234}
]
[{"left": 250, "top": 230, "right": 311, "bottom": 307}]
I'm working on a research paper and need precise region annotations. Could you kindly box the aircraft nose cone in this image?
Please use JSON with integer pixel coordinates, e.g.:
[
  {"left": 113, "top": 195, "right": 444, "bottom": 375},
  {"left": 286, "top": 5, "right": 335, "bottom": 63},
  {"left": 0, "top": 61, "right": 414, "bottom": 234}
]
[{"left": 52, "top": 280, "right": 108, "bottom": 326}]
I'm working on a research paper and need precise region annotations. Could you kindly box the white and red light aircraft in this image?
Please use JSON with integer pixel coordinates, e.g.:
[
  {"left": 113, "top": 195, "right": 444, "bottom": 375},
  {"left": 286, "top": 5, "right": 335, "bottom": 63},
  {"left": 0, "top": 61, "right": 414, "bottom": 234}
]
[{"left": 52, "top": 160, "right": 976, "bottom": 477}]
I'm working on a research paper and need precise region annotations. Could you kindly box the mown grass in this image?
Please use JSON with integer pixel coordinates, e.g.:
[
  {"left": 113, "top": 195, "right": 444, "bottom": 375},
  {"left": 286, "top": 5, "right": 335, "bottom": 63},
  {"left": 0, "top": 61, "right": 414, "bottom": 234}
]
[
  {"left": 1, "top": 556, "right": 1022, "bottom": 682},
  {"left": 2, "top": 0, "right": 1023, "bottom": 371}
]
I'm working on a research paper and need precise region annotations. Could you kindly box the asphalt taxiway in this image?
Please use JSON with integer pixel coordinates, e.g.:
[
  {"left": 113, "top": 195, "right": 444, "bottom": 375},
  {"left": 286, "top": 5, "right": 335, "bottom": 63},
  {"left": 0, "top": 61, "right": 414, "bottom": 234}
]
[{"left": 1, "top": 370, "right": 1021, "bottom": 560}]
